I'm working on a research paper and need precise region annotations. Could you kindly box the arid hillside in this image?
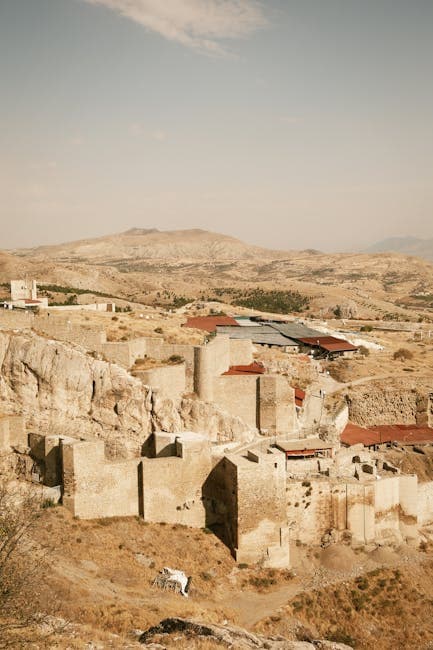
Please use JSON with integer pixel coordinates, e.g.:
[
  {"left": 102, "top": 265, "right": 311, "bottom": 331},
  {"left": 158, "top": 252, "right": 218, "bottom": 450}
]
[{"left": 2, "top": 228, "right": 433, "bottom": 320}]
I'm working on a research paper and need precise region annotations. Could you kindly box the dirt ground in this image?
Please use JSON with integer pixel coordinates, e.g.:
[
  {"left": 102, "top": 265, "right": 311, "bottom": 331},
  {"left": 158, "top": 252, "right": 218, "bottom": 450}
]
[{"left": 2, "top": 506, "right": 432, "bottom": 648}]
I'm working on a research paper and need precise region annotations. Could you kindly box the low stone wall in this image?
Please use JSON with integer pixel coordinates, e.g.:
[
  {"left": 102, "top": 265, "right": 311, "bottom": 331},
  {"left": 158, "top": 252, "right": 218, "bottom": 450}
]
[
  {"left": 34, "top": 316, "right": 107, "bottom": 349},
  {"left": 0, "top": 310, "right": 35, "bottom": 330}
]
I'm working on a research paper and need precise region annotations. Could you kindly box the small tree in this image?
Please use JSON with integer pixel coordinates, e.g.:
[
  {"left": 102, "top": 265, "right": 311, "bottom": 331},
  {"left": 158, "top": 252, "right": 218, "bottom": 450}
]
[{"left": 0, "top": 481, "right": 58, "bottom": 645}]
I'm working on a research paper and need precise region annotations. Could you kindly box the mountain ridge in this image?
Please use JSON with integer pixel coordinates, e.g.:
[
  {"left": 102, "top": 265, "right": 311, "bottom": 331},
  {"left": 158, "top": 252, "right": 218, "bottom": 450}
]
[{"left": 365, "top": 236, "right": 433, "bottom": 262}]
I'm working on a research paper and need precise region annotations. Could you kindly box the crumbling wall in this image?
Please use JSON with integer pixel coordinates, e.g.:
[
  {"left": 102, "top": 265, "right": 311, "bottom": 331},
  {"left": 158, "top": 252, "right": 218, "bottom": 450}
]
[
  {"left": 61, "top": 439, "right": 140, "bottom": 519},
  {"left": 286, "top": 479, "right": 335, "bottom": 545},
  {"left": 346, "top": 382, "right": 433, "bottom": 427}
]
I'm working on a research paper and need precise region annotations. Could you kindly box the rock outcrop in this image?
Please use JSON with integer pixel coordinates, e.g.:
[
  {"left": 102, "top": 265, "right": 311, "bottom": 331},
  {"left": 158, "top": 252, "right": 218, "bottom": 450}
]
[
  {"left": 0, "top": 331, "right": 252, "bottom": 457},
  {"left": 138, "top": 617, "right": 353, "bottom": 649}
]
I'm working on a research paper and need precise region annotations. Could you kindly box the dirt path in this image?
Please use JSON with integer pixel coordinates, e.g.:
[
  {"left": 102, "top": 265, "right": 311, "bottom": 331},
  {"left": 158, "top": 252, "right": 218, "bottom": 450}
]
[
  {"left": 328, "top": 371, "right": 431, "bottom": 394},
  {"left": 222, "top": 582, "right": 301, "bottom": 627}
]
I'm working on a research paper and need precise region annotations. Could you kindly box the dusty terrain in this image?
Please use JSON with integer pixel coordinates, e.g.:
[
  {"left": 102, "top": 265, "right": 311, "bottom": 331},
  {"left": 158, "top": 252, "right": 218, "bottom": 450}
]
[
  {"left": 5, "top": 505, "right": 433, "bottom": 649},
  {"left": 2, "top": 228, "right": 433, "bottom": 321}
]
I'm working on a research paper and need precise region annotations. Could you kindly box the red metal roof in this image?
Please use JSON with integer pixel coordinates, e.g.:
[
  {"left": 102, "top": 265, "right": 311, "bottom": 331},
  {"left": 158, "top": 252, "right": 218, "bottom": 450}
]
[
  {"left": 223, "top": 362, "right": 265, "bottom": 376},
  {"left": 341, "top": 422, "right": 433, "bottom": 447},
  {"left": 298, "top": 336, "right": 358, "bottom": 352},
  {"left": 24, "top": 299, "right": 42, "bottom": 304},
  {"left": 369, "top": 424, "right": 433, "bottom": 445},
  {"left": 293, "top": 387, "right": 306, "bottom": 408},
  {"left": 341, "top": 422, "right": 380, "bottom": 447},
  {"left": 183, "top": 316, "right": 240, "bottom": 332}
]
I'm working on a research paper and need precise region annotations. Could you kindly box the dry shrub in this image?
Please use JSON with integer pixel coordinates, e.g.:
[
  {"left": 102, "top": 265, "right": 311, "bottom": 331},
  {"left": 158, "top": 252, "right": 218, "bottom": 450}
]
[
  {"left": 0, "top": 481, "right": 60, "bottom": 646},
  {"left": 393, "top": 348, "right": 414, "bottom": 361}
]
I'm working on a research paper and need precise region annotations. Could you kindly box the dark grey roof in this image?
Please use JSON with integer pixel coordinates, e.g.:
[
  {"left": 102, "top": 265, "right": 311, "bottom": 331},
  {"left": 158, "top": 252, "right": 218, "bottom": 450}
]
[
  {"left": 267, "top": 322, "right": 324, "bottom": 340},
  {"left": 216, "top": 325, "right": 298, "bottom": 347}
]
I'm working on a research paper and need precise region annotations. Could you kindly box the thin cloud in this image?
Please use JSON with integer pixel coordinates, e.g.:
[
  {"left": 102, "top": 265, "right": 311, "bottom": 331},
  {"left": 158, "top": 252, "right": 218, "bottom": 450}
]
[{"left": 81, "top": 0, "right": 266, "bottom": 54}]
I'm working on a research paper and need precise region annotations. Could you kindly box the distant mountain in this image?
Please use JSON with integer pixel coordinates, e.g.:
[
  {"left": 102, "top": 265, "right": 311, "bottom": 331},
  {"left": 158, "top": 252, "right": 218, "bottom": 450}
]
[
  {"left": 365, "top": 237, "right": 433, "bottom": 262},
  {"left": 13, "top": 228, "right": 290, "bottom": 262}
]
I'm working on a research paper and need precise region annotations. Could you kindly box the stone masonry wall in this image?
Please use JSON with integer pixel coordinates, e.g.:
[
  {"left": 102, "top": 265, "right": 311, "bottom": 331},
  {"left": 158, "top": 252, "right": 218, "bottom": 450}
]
[
  {"left": 213, "top": 375, "right": 258, "bottom": 429},
  {"left": 233, "top": 450, "right": 289, "bottom": 567},
  {"left": 141, "top": 436, "right": 212, "bottom": 527},
  {"left": 61, "top": 439, "right": 140, "bottom": 519},
  {"left": 135, "top": 364, "right": 186, "bottom": 401}
]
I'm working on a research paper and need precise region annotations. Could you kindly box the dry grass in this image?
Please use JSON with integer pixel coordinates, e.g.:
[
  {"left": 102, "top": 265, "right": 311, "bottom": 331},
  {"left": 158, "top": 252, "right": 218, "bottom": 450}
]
[{"left": 256, "top": 563, "right": 433, "bottom": 649}]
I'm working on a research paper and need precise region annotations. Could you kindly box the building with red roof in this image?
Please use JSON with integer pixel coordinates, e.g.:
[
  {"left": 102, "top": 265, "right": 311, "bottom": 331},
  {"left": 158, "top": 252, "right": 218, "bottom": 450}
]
[{"left": 183, "top": 316, "right": 240, "bottom": 333}]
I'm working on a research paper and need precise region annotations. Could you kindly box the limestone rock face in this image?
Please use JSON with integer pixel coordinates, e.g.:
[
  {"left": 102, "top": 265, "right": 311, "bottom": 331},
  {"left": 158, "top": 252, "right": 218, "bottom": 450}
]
[
  {"left": 138, "top": 617, "right": 353, "bottom": 649},
  {"left": 0, "top": 331, "right": 251, "bottom": 457}
]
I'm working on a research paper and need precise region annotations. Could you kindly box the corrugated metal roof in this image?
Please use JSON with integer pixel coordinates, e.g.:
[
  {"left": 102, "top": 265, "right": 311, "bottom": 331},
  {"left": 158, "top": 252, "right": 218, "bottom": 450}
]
[
  {"left": 298, "top": 336, "right": 358, "bottom": 352},
  {"left": 341, "top": 422, "right": 433, "bottom": 447},
  {"left": 234, "top": 317, "right": 259, "bottom": 327},
  {"left": 369, "top": 424, "right": 433, "bottom": 445},
  {"left": 341, "top": 423, "right": 379, "bottom": 447},
  {"left": 268, "top": 322, "right": 325, "bottom": 339},
  {"left": 216, "top": 325, "right": 298, "bottom": 347},
  {"left": 183, "top": 316, "right": 239, "bottom": 332}
]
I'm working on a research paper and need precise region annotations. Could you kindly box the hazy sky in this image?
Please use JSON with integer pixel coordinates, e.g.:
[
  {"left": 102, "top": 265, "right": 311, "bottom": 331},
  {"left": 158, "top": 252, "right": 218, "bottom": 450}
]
[{"left": 1, "top": 0, "right": 432, "bottom": 251}]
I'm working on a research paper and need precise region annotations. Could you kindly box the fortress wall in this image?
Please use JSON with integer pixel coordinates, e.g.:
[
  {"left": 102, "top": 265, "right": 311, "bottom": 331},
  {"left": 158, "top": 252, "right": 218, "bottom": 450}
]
[
  {"left": 0, "top": 415, "right": 26, "bottom": 453},
  {"left": 374, "top": 476, "right": 401, "bottom": 542},
  {"left": 0, "top": 416, "right": 10, "bottom": 453},
  {"left": 259, "top": 375, "right": 296, "bottom": 435},
  {"left": 145, "top": 338, "right": 195, "bottom": 392},
  {"left": 61, "top": 439, "right": 140, "bottom": 519},
  {"left": 417, "top": 481, "right": 433, "bottom": 526},
  {"left": 346, "top": 483, "right": 375, "bottom": 545},
  {"left": 194, "top": 337, "right": 231, "bottom": 401},
  {"left": 33, "top": 317, "right": 107, "bottom": 349},
  {"left": 29, "top": 432, "right": 63, "bottom": 487},
  {"left": 213, "top": 375, "right": 258, "bottom": 429},
  {"left": 98, "top": 342, "right": 131, "bottom": 367},
  {"left": 6, "top": 415, "right": 26, "bottom": 447},
  {"left": 124, "top": 337, "right": 148, "bottom": 366},
  {"left": 0, "top": 310, "right": 35, "bottom": 330},
  {"left": 233, "top": 451, "right": 289, "bottom": 567},
  {"left": 229, "top": 339, "right": 253, "bottom": 366},
  {"left": 141, "top": 433, "right": 212, "bottom": 527},
  {"left": 42, "top": 303, "right": 115, "bottom": 312},
  {"left": 134, "top": 364, "right": 186, "bottom": 401},
  {"left": 398, "top": 474, "right": 418, "bottom": 521},
  {"left": 286, "top": 479, "right": 336, "bottom": 545}
]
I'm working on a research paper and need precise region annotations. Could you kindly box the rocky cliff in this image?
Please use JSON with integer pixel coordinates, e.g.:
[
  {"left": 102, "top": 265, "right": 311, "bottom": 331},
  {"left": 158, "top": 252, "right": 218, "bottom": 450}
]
[{"left": 0, "top": 331, "right": 252, "bottom": 457}]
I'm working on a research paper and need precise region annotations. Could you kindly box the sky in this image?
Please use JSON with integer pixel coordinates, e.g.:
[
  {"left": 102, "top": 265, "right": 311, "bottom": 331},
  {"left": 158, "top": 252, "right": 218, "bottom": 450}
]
[{"left": 0, "top": 0, "right": 432, "bottom": 252}]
